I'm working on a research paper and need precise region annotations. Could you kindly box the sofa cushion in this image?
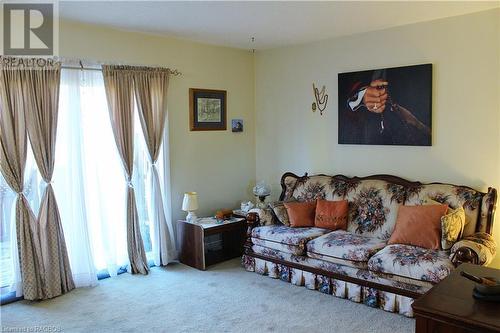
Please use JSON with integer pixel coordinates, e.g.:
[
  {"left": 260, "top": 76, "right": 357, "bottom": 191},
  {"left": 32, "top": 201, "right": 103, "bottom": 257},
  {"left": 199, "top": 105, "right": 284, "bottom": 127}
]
[
  {"left": 441, "top": 206, "right": 466, "bottom": 250},
  {"left": 388, "top": 204, "right": 448, "bottom": 250},
  {"left": 345, "top": 180, "right": 406, "bottom": 240},
  {"left": 306, "top": 230, "right": 386, "bottom": 269},
  {"left": 251, "top": 238, "right": 305, "bottom": 255},
  {"left": 251, "top": 225, "right": 330, "bottom": 255},
  {"left": 367, "top": 244, "right": 454, "bottom": 284},
  {"left": 251, "top": 244, "right": 434, "bottom": 295}
]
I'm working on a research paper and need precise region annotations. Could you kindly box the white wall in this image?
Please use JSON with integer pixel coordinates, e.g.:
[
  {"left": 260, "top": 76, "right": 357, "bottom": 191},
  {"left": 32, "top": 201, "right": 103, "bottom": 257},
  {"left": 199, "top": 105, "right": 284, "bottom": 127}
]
[
  {"left": 59, "top": 20, "right": 256, "bottom": 222},
  {"left": 255, "top": 9, "right": 500, "bottom": 267}
]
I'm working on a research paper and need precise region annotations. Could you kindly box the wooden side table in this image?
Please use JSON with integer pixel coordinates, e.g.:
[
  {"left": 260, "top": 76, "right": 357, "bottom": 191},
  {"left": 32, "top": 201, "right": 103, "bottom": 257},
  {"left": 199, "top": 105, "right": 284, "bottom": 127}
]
[
  {"left": 177, "top": 217, "right": 246, "bottom": 270},
  {"left": 412, "top": 263, "right": 500, "bottom": 333}
]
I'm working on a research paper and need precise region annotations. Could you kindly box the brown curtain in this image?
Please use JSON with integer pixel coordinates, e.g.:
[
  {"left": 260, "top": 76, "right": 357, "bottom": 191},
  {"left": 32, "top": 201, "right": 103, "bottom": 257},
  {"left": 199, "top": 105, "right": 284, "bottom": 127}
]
[
  {"left": 133, "top": 69, "right": 174, "bottom": 265},
  {"left": 0, "top": 57, "right": 74, "bottom": 300},
  {"left": 102, "top": 65, "right": 149, "bottom": 274}
]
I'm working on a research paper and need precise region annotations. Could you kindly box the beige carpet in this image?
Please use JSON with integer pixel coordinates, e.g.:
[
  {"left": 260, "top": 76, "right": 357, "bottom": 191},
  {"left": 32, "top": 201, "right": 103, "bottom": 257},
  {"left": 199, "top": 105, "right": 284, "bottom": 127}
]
[{"left": 1, "top": 259, "right": 414, "bottom": 332}]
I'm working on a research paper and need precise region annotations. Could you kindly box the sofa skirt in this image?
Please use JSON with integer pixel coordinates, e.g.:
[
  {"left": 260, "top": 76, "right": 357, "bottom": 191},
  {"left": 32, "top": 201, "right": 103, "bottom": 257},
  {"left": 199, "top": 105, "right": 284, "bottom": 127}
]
[{"left": 242, "top": 254, "right": 415, "bottom": 317}]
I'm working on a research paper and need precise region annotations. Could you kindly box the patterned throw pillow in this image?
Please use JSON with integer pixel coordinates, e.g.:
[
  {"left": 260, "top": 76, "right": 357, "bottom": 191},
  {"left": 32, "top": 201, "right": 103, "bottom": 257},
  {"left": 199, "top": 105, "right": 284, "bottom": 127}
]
[
  {"left": 268, "top": 199, "right": 297, "bottom": 226},
  {"left": 421, "top": 198, "right": 466, "bottom": 250},
  {"left": 441, "top": 207, "right": 466, "bottom": 250}
]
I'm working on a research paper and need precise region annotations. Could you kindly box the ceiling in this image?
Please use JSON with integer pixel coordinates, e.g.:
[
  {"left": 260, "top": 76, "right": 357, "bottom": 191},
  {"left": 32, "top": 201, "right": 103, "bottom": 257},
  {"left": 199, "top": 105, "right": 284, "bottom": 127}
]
[{"left": 59, "top": 1, "right": 500, "bottom": 50}]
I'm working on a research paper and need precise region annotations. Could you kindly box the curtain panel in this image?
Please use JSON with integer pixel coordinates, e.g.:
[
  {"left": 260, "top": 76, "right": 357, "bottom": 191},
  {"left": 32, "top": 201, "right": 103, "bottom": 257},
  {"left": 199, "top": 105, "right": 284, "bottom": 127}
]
[
  {"left": 0, "top": 64, "right": 41, "bottom": 299},
  {"left": 133, "top": 69, "right": 175, "bottom": 265},
  {"left": 0, "top": 57, "right": 74, "bottom": 300},
  {"left": 102, "top": 65, "right": 149, "bottom": 275}
]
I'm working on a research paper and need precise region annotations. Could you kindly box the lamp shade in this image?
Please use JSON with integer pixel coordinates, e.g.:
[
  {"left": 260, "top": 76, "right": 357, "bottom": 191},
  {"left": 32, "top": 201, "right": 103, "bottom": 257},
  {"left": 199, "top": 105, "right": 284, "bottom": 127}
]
[{"left": 182, "top": 192, "right": 198, "bottom": 211}]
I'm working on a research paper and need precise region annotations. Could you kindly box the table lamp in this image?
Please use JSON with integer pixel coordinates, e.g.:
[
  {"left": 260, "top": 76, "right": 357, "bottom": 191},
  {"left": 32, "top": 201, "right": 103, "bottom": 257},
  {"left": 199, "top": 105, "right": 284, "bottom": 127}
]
[
  {"left": 253, "top": 181, "right": 271, "bottom": 208},
  {"left": 182, "top": 192, "right": 198, "bottom": 223}
]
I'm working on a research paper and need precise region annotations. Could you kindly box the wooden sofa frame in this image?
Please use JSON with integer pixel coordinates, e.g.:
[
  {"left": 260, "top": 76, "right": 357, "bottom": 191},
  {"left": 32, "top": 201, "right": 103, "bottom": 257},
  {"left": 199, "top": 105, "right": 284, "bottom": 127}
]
[{"left": 244, "top": 172, "right": 497, "bottom": 299}]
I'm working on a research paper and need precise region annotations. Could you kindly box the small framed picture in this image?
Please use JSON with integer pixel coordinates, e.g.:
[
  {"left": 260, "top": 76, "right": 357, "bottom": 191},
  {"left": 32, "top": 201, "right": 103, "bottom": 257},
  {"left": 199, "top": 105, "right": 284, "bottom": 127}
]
[
  {"left": 189, "top": 88, "right": 227, "bottom": 131},
  {"left": 231, "top": 119, "right": 243, "bottom": 132}
]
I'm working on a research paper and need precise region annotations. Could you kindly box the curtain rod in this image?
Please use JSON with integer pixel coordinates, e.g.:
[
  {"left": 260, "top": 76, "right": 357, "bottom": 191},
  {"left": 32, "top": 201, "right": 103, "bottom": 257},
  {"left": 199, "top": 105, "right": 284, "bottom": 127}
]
[{"left": 61, "top": 65, "right": 182, "bottom": 76}]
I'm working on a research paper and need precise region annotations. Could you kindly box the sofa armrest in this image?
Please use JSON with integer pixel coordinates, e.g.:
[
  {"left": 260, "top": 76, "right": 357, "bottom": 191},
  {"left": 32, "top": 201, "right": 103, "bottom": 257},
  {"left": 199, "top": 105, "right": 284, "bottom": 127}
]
[
  {"left": 243, "top": 208, "right": 276, "bottom": 255},
  {"left": 450, "top": 232, "right": 497, "bottom": 267},
  {"left": 248, "top": 207, "right": 277, "bottom": 226}
]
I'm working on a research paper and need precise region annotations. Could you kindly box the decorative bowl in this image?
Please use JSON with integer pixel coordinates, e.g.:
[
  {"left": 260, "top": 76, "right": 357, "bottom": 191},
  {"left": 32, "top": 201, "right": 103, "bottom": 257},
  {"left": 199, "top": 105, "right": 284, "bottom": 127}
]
[{"left": 475, "top": 278, "right": 500, "bottom": 295}]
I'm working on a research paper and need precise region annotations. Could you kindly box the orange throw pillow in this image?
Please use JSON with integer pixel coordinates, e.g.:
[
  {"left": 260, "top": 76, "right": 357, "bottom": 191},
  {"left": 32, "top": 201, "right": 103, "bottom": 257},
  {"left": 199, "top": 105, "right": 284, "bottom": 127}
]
[
  {"left": 284, "top": 201, "right": 317, "bottom": 227},
  {"left": 315, "top": 200, "right": 348, "bottom": 230},
  {"left": 388, "top": 204, "right": 448, "bottom": 250}
]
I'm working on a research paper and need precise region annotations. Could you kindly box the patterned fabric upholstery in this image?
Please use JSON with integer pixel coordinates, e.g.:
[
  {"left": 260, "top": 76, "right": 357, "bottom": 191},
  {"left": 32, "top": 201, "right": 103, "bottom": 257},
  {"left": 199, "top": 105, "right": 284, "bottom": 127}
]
[
  {"left": 288, "top": 176, "right": 405, "bottom": 240},
  {"left": 243, "top": 251, "right": 423, "bottom": 317},
  {"left": 249, "top": 245, "right": 434, "bottom": 292},
  {"left": 281, "top": 174, "right": 496, "bottom": 239},
  {"left": 282, "top": 174, "right": 300, "bottom": 200},
  {"left": 345, "top": 180, "right": 406, "bottom": 240},
  {"left": 291, "top": 175, "right": 344, "bottom": 201},
  {"left": 251, "top": 225, "right": 330, "bottom": 255},
  {"left": 252, "top": 238, "right": 304, "bottom": 256},
  {"left": 450, "top": 232, "right": 497, "bottom": 266},
  {"left": 306, "top": 230, "right": 386, "bottom": 269},
  {"left": 268, "top": 199, "right": 297, "bottom": 226},
  {"left": 405, "top": 184, "right": 484, "bottom": 236},
  {"left": 368, "top": 244, "right": 454, "bottom": 284}
]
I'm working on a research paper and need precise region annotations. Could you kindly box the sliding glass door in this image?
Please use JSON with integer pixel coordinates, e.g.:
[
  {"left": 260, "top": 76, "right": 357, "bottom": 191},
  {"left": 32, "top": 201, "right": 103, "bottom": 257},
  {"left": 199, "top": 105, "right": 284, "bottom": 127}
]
[
  {"left": 1, "top": 67, "right": 169, "bottom": 299},
  {"left": 56, "top": 68, "right": 157, "bottom": 276}
]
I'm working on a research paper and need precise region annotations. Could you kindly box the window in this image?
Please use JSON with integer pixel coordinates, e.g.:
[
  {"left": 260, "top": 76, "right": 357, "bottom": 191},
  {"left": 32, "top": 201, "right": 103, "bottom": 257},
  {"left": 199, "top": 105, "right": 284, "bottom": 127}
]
[{"left": 0, "top": 173, "right": 15, "bottom": 293}]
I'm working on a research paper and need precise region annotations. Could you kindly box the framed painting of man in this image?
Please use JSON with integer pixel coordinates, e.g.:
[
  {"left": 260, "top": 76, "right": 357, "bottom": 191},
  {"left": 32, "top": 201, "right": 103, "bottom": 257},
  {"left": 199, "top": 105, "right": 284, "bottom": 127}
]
[{"left": 338, "top": 64, "right": 432, "bottom": 146}]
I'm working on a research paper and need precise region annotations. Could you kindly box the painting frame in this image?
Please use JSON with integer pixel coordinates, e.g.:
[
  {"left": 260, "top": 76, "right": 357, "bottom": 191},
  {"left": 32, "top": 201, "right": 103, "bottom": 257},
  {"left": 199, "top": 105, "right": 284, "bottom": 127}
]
[
  {"left": 338, "top": 63, "right": 432, "bottom": 146},
  {"left": 189, "top": 88, "right": 227, "bottom": 131}
]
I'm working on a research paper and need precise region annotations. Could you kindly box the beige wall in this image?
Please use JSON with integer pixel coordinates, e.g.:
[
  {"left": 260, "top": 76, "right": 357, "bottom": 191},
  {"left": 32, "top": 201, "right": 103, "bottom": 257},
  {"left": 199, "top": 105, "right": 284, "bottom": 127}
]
[
  {"left": 59, "top": 10, "right": 500, "bottom": 267},
  {"left": 59, "top": 20, "right": 256, "bottom": 222},
  {"left": 255, "top": 9, "right": 500, "bottom": 267}
]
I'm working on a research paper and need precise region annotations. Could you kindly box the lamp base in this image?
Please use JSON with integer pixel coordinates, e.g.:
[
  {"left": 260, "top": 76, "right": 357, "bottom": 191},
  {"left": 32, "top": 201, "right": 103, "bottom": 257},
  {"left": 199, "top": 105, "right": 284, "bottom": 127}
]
[
  {"left": 186, "top": 211, "right": 198, "bottom": 223},
  {"left": 256, "top": 195, "right": 269, "bottom": 209}
]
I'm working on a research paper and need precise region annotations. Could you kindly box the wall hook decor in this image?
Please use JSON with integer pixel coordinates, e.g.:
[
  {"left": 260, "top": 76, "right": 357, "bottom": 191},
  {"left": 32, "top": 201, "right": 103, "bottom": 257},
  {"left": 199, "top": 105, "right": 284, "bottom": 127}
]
[{"left": 312, "top": 83, "right": 328, "bottom": 115}]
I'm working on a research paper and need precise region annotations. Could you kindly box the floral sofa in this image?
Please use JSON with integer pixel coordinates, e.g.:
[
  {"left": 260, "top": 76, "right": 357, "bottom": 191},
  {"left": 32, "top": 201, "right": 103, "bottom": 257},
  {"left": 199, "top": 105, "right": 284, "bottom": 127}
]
[{"left": 242, "top": 173, "right": 497, "bottom": 317}]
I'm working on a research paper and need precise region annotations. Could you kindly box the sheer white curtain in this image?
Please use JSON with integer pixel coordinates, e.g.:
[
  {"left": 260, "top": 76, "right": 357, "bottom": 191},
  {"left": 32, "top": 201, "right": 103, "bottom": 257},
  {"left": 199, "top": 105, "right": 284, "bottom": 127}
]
[
  {"left": 54, "top": 69, "right": 97, "bottom": 287},
  {"left": 21, "top": 69, "right": 134, "bottom": 280},
  {"left": 133, "top": 116, "right": 154, "bottom": 262},
  {"left": 157, "top": 118, "right": 177, "bottom": 263},
  {"left": 71, "top": 69, "right": 129, "bottom": 276}
]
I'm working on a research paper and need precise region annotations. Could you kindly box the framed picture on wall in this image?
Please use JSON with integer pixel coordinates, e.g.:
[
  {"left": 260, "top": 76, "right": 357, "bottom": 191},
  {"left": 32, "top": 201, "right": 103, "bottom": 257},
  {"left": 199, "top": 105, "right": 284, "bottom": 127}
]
[
  {"left": 338, "top": 64, "right": 432, "bottom": 146},
  {"left": 189, "top": 88, "right": 227, "bottom": 131},
  {"left": 231, "top": 119, "right": 243, "bottom": 132}
]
